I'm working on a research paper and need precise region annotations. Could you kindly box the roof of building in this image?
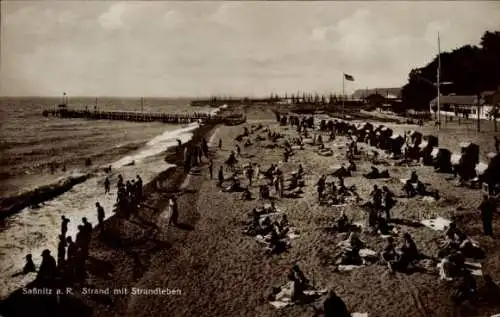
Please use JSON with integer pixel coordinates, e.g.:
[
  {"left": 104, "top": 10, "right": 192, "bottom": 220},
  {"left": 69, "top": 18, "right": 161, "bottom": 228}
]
[
  {"left": 352, "top": 87, "right": 402, "bottom": 99},
  {"left": 429, "top": 95, "right": 479, "bottom": 106}
]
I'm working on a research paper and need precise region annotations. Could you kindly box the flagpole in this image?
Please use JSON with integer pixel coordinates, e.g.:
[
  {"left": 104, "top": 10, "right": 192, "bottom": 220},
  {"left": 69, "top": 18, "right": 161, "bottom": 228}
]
[
  {"left": 342, "top": 73, "right": 345, "bottom": 117},
  {"left": 437, "top": 32, "right": 441, "bottom": 131}
]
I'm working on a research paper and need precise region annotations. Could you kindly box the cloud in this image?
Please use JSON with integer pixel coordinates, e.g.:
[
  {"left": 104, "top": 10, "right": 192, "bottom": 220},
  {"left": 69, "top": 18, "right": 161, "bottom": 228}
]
[
  {"left": 98, "top": 2, "right": 128, "bottom": 30},
  {"left": 2, "top": 1, "right": 500, "bottom": 97},
  {"left": 162, "top": 10, "right": 183, "bottom": 27}
]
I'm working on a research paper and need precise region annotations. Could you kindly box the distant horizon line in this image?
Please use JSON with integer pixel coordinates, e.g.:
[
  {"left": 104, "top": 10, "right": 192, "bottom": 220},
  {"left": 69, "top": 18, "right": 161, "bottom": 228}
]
[{"left": 0, "top": 93, "right": 359, "bottom": 99}]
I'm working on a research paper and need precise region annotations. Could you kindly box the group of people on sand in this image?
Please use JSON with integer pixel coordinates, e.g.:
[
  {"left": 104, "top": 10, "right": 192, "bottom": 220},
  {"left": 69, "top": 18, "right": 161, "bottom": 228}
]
[
  {"left": 16, "top": 172, "right": 145, "bottom": 291},
  {"left": 270, "top": 112, "right": 500, "bottom": 311},
  {"left": 18, "top": 214, "right": 98, "bottom": 287},
  {"left": 115, "top": 174, "right": 143, "bottom": 217},
  {"left": 182, "top": 137, "right": 210, "bottom": 173}
]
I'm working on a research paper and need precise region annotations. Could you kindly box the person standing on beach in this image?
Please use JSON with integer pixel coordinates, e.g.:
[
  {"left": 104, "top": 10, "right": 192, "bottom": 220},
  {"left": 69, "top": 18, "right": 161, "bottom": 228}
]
[
  {"left": 81, "top": 218, "right": 92, "bottom": 259},
  {"left": 57, "top": 234, "right": 67, "bottom": 268},
  {"left": 316, "top": 175, "right": 326, "bottom": 201},
  {"left": 61, "top": 216, "right": 70, "bottom": 237},
  {"left": 247, "top": 164, "right": 254, "bottom": 186},
  {"left": 218, "top": 165, "right": 224, "bottom": 187},
  {"left": 479, "top": 194, "right": 495, "bottom": 236},
  {"left": 37, "top": 250, "right": 57, "bottom": 284},
  {"left": 208, "top": 160, "right": 214, "bottom": 179},
  {"left": 136, "top": 175, "right": 143, "bottom": 202},
  {"left": 202, "top": 138, "right": 209, "bottom": 158},
  {"left": 104, "top": 177, "right": 110, "bottom": 194},
  {"left": 219, "top": 138, "right": 222, "bottom": 149},
  {"left": 96, "top": 202, "right": 105, "bottom": 235},
  {"left": 66, "top": 236, "right": 77, "bottom": 278},
  {"left": 117, "top": 174, "right": 124, "bottom": 189},
  {"left": 169, "top": 197, "right": 179, "bottom": 226}
]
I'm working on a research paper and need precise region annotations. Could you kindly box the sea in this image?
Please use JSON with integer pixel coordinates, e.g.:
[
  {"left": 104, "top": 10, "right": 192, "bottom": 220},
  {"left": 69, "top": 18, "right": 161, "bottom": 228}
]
[{"left": 0, "top": 97, "right": 218, "bottom": 299}]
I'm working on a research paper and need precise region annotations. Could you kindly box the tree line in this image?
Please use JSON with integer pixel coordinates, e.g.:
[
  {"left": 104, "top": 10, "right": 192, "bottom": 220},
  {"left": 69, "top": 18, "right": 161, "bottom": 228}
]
[{"left": 401, "top": 30, "right": 500, "bottom": 111}]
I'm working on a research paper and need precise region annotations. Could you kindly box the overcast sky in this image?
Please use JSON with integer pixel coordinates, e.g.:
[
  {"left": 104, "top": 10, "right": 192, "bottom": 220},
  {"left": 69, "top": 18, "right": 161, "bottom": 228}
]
[{"left": 1, "top": 1, "right": 499, "bottom": 97}]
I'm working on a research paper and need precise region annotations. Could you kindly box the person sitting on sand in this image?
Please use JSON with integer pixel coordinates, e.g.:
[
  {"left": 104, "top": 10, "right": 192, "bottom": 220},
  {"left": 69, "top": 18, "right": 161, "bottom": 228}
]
[
  {"left": 288, "top": 264, "right": 310, "bottom": 292},
  {"left": 452, "top": 269, "right": 477, "bottom": 304},
  {"left": 347, "top": 160, "right": 356, "bottom": 172},
  {"left": 316, "top": 175, "right": 327, "bottom": 201},
  {"left": 400, "top": 233, "right": 419, "bottom": 260},
  {"left": 382, "top": 186, "right": 396, "bottom": 221},
  {"left": 443, "top": 223, "right": 468, "bottom": 249},
  {"left": 380, "top": 237, "right": 398, "bottom": 272},
  {"left": 23, "top": 254, "right": 36, "bottom": 274},
  {"left": 336, "top": 232, "right": 364, "bottom": 265},
  {"left": 241, "top": 188, "right": 252, "bottom": 201},
  {"left": 297, "top": 164, "right": 304, "bottom": 178},
  {"left": 370, "top": 185, "right": 383, "bottom": 210},
  {"left": 278, "top": 214, "right": 289, "bottom": 230},
  {"left": 364, "top": 166, "right": 380, "bottom": 179},
  {"left": 259, "top": 184, "right": 270, "bottom": 200},
  {"left": 409, "top": 171, "right": 419, "bottom": 183},
  {"left": 403, "top": 179, "right": 418, "bottom": 198},
  {"left": 322, "top": 289, "right": 351, "bottom": 317},
  {"left": 267, "top": 227, "right": 287, "bottom": 255},
  {"left": 438, "top": 252, "right": 465, "bottom": 281},
  {"left": 333, "top": 210, "right": 349, "bottom": 232}
]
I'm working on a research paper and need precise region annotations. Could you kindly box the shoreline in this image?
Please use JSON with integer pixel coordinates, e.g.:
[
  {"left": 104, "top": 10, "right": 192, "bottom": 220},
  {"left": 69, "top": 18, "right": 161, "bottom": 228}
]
[{"left": 0, "top": 119, "right": 218, "bottom": 315}]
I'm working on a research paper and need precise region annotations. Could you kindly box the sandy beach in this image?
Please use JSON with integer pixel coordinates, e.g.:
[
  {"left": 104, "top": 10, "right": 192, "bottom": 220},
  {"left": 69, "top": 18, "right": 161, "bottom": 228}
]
[{"left": 2, "top": 106, "right": 500, "bottom": 317}]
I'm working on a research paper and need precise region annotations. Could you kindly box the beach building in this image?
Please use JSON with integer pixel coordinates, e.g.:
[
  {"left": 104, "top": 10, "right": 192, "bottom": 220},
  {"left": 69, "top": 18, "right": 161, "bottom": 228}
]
[
  {"left": 429, "top": 88, "right": 500, "bottom": 120},
  {"left": 352, "top": 87, "right": 402, "bottom": 109}
]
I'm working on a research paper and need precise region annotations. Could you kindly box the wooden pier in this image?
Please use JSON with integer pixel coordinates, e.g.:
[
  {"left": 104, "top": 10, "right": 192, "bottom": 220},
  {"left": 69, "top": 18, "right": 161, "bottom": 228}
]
[{"left": 42, "top": 108, "right": 226, "bottom": 124}]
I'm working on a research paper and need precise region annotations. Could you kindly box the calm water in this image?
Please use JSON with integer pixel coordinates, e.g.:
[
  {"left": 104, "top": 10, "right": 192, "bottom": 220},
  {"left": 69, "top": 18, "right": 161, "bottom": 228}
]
[{"left": 0, "top": 97, "right": 216, "bottom": 299}]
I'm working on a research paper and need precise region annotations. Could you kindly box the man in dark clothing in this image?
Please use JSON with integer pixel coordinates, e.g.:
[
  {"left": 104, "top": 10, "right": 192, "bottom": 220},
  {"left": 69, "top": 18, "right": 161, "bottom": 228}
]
[
  {"left": 57, "top": 234, "right": 67, "bottom": 268},
  {"left": 370, "top": 185, "right": 383, "bottom": 210},
  {"left": 104, "top": 177, "right": 110, "bottom": 194},
  {"left": 479, "top": 194, "right": 495, "bottom": 236},
  {"left": 96, "top": 202, "right": 105, "bottom": 234},
  {"left": 169, "top": 198, "right": 179, "bottom": 226},
  {"left": 82, "top": 217, "right": 92, "bottom": 237},
  {"left": 218, "top": 165, "right": 224, "bottom": 187},
  {"left": 37, "top": 249, "right": 57, "bottom": 283},
  {"left": 208, "top": 160, "right": 214, "bottom": 180},
  {"left": 136, "top": 175, "right": 143, "bottom": 202},
  {"left": 316, "top": 175, "right": 326, "bottom": 201},
  {"left": 218, "top": 138, "right": 222, "bottom": 149},
  {"left": 117, "top": 174, "right": 124, "bottom": 189},
  {"left": 61, "top": 216, "right": 70, "bottom": 237},
  {"left": 202, "top": 138, "right": 209, "bottom": 158},
  {"left": 382, "top": 186, "right": 395, "bottom": 221},
  {"left": 322, "top": 289, "right": 351, "bottom": 317},
  {"left": 23, "top": 254, "right": 36, "bottom": 274}
]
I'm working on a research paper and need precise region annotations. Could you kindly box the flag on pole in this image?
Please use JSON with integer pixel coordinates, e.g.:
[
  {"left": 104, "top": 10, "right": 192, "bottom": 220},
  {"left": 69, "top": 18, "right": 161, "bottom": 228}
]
[{"left": 344, "top": 73, "right": 355, "bottom": 81}]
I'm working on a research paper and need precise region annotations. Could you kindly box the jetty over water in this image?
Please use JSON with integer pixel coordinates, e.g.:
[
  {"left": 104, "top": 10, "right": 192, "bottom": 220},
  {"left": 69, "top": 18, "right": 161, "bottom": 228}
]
[{"left": 42, "top": 108, "right": 244, "bottom": 125}]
